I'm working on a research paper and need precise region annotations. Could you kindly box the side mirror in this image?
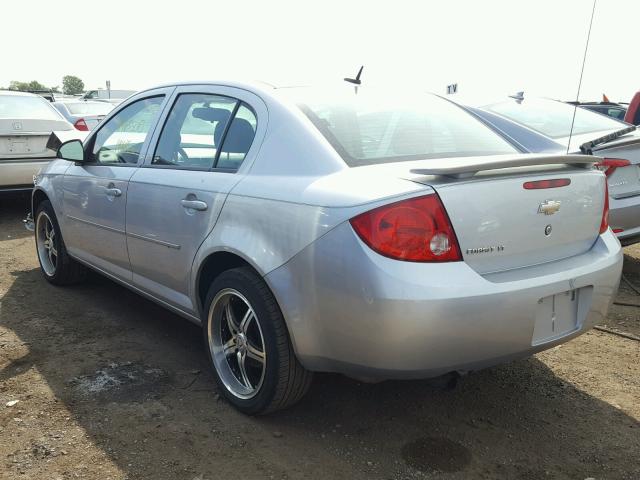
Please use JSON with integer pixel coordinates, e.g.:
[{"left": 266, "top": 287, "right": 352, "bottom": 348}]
[{"left": 57, "top": 139, "right": 85, "bottom": 162}]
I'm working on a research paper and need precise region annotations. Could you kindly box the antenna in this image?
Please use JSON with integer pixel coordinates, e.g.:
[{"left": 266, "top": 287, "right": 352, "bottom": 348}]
[
  {"left": 344, "top": 66, "right": 364, "bottom": 85},
  {"left": 509, "top": 91, "right": 525, "bottom": 104},
  {"left": 567, "top": 0, "right": 597, "bottom": 154}
]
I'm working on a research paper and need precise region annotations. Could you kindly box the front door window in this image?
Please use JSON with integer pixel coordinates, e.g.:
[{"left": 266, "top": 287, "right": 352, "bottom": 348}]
[{"left": 90, "top": 96, "right": 164, "bottom": 165}]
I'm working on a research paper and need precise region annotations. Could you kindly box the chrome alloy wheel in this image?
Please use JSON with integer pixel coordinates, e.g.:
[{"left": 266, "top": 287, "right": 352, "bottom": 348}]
[
  {"left": 36, "top": 211, "right": 57, "bottom": 276},
  {"left": 208, "top": 288, "right": 266, "bottom": 399}
]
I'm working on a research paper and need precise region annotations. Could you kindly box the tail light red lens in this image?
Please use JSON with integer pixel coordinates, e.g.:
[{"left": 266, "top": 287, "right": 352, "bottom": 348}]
[
  {"left": 594, "top": 158, "right": 630, "bottom": 178},
  {"left": 350, "top": 194, "right": 461, "bottom": 262},
  {"left": 73, "top": 118, "right": 89, "bottom": 131},
  {"left": 599, "top": 178, "right": 610, "bottom": 234}
]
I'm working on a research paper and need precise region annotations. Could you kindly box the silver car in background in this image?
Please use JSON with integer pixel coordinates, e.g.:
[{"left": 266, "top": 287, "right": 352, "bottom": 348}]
[
  {"left": 0, "top": 90, "right": 73, "bottom": 192},
  {"left": 467, "top": 97, "right": 640, "bottom": 245},
  {"left": 30, "top": 82, "right": 622, "bottom": 414},
  {"left": 52, "top": 101, "right": 114, "bottom": 131},
  {"left": 81, "top": 89, "right": 136, "bottom": 105}
]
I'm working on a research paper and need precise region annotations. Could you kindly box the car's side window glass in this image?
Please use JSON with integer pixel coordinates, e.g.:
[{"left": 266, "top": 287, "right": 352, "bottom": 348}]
[
  {"left": 216, "top": 103, "right": 257, "bottom": 170},
  {"left": 152, "top": 94, "right": 237, "bottom": 169},
  {"left": 90, "top": 96, "right": 164, "bottom": 165}
]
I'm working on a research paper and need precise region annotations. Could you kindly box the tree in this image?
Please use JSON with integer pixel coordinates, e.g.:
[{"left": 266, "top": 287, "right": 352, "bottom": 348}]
[
  {"left": 62, "top": 75, "right": 84, "bottom": 95},
  {"left": 9, "top": 80, "right": 47, "bottom": 91}
]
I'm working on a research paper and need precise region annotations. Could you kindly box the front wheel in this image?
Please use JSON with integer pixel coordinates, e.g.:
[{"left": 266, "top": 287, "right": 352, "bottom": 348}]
[
  {"left": 203, "top": 267, "right": 312, "bottom": 414},
  {"left": 35, "top": 200, "right": 86, "bottom": 285}
]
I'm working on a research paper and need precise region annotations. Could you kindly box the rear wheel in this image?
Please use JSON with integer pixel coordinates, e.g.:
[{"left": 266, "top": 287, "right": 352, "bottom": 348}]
[
  {"left": 203, "top": 267, "right": 312, "bottom": 414},
  {"left": 35, "top": 200, "right": 86, "bottom": 285}
]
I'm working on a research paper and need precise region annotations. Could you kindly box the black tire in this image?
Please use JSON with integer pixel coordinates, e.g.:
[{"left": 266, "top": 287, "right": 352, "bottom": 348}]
[
  {"left": 34, "top": 200, "right": 86, "bottom": 285},
  {"left": 203, "top": 267, "right": 312, "bottom": 414}
]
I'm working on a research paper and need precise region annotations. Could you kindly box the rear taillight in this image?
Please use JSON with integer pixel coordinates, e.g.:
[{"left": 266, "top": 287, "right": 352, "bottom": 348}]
[
  {"left": 350, "top": 194, "right": 461, "bottom": 262},
  {"left": 594, "top": 158, "right": 630, "bottom": 178},
  {"left": 74, "top": 118, "right": 89, "bottom": 131},
  {"left": 599, "top": 178, "right": 610, "bottom": 234}
]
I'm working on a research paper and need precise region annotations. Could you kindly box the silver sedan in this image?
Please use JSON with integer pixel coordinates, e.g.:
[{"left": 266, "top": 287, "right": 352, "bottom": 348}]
[
  {"left": 30, "top": 82, "right": 622, "bottom": 414},
  {"left": 52, "top": 101, "right": 114, "bottom": 131}
]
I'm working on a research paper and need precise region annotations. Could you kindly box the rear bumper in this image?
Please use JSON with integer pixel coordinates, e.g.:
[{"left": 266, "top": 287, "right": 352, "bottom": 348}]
[
  {"left": 266, "top": 223, "right": 623, "bottom": 380},
  {"left": 0, "top": 159, "right": 52, "bottom": 190},
  {"left": 610, "top": 195, "right": 640, "bottom": 245}
]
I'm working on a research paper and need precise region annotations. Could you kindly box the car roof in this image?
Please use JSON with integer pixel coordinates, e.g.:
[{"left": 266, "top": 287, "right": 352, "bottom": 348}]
[
  {"left": 53, "top": 100, "right": 107, "bottom": 105},
  {"left": 0, "top": 90, "right": 42, "bottom": 98},
  {"left": 134, "top": 80, "right": 278, "bottom": 96}
]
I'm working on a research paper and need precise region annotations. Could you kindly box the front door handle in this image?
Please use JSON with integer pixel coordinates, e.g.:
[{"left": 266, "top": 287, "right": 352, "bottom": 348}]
[
  {"left": 105, "top": 187, "right": 122, "bottom": 197},
  {"left": 181, "top": 199, "right": 208, "bottom": 211}
]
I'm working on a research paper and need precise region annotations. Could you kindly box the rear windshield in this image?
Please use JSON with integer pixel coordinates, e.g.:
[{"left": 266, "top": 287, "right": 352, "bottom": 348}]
[
  {"left": 66, "top": 102, "right": 114, "bottom": 115},
  {"left": 484, "top": 98, "right": 627, "bottom": 139},
  {"left": 283, "top": 87, "right": 517, "bottom": 166},
  {"left": 0, "top": 94, "right": 61, "bottom": 120}
]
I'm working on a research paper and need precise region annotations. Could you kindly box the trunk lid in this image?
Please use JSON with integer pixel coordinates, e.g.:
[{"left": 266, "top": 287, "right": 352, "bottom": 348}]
[
  {"left": 0, "top": 118, "right": 71, "bottom": 159},
  {"left": 407, "top": 154, "right": 605, "bottom": 274}
]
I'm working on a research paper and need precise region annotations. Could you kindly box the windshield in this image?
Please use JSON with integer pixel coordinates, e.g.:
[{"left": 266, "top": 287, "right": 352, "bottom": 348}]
[
  {"left": 483, "top": 98, "right": 628, "bottom": 139},
  {"left": 66, "top": 102, "right": 114, "bottom": 115},
  {"left": 0, "top": 94, "right": 61, "bottom": 120},
  {"left": 282, "top": 87, "right": 518, "bottom": 167}
]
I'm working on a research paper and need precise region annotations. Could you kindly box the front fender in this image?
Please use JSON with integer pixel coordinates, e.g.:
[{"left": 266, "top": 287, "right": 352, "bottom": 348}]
[{"left": 32, "top": 160, "right": 71, "bottom": 221}]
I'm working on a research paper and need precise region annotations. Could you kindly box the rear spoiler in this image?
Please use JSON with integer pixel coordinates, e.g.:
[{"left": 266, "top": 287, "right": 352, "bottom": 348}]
[
  {"left": 410, "top": 154, "right": 597, "bottom": 179},
  {"left": 46, "top": 130, "right": 88, "bottom": 152},
  {"left": 592, "top": 133, "right": 640, "bottom": 153},
  {"left": 579, "top": 125, "right": 636, "bottom": 154}
]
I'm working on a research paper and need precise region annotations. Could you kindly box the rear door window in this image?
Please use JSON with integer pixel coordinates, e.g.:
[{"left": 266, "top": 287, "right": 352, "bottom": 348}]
[
  {"left": 152, "top": 93, "right": 237, "bottom": 169},
  {"left": 216, "top": 103, "right": 257, "bottom": 169},
  {"left": 152, "top": 94, "right": 257, "bottom": 171}
]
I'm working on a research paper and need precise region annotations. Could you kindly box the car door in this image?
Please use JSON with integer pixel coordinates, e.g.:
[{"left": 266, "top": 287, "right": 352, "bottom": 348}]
[
  {"left": 62, "top": 90, "right": 172, "bottom": 281},
  {"left": 126, "top": 86, "right": 264, "bottom": 313}
]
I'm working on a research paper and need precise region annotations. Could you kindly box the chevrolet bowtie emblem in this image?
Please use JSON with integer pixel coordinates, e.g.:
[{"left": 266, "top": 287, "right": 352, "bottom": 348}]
[{"left": 538, "top": 200, "right": 561, "bottom": 215}]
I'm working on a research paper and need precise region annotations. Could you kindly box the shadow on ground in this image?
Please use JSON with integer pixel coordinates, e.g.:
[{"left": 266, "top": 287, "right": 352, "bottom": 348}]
[
  {"left": 0, "top": 192, "right": 32, "bottom": 241},
  {"left": 1, "top": 266, "right": 638, "bottom": 479}
]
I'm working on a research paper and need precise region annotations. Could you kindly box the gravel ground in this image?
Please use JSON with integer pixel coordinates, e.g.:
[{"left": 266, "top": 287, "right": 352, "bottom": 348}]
[{"left": 1, "top": 193, "right": 639, "bottom": 480}]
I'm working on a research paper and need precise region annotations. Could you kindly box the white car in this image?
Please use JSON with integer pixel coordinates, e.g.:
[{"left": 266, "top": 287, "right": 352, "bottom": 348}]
[{"left": 0, "top": 90, "right": 73, "bottom": 192}]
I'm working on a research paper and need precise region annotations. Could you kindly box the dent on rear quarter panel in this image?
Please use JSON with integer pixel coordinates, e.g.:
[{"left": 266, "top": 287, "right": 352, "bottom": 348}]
[{"left": 192, "top": 195, "right": 342, "bottom": 277}]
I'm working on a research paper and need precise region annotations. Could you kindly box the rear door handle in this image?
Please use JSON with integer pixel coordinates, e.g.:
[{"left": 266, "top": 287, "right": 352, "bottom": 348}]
[
  {"left": 181, "top": 199, "right": 208, "bottom": 211},
  {"left": 105, "top": 187, "right": 122, "bottom": 197}
]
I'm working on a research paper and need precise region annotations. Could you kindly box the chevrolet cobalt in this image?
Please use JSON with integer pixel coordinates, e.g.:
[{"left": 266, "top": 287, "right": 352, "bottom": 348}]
[{"left": 29, "top": 82, "right": 622, "bottom": 414}]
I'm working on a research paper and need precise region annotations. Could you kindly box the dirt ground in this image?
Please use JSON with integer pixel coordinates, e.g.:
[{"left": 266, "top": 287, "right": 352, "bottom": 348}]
[{"left": 0, "top": 193, "right": 639, "bottom": 480}]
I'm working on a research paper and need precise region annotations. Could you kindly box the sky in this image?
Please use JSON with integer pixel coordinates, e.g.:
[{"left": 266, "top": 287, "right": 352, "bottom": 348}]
[{"left": 2, "top": 0, "right": 638, "bottom": 102}]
